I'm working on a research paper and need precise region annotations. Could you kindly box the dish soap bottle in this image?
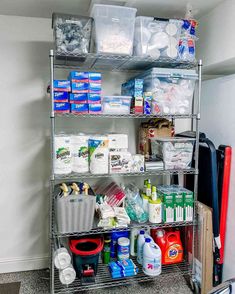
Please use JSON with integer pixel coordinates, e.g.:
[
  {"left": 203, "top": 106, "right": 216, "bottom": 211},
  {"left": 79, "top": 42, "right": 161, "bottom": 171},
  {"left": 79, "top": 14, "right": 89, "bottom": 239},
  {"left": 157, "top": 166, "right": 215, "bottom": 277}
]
[{"left": 149, "top": 186, "right": 162, "bottom": 223}]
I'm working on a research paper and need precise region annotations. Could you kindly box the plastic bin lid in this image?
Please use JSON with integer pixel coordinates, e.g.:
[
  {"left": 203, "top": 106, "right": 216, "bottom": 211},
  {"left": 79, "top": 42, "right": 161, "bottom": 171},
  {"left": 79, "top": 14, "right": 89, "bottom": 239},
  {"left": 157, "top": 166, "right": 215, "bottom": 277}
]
[
  {"left": 138, "top": 67, "right": 198, "bottom": 80},
  {"left": 52, "top": 12, "right": 93, "bottom": 29},
  {"left": 91, "top": 4, "right": 137, "bottom": 17},
  {"left": 151, "top": 137, "right": 196, "bottom": 142},
  {"left": 103, "top": 95, "right": 132, "bottom": 99}
]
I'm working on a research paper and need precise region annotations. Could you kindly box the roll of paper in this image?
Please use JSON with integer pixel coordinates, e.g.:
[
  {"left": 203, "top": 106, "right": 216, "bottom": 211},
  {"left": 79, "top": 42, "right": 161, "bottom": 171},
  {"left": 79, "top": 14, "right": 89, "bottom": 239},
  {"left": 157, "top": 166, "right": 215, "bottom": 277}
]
[
  {"left": 59, "top": 265, "right": 76, "bottom": 285},
  {"left": 71, "top": 134, "right": 89, "bottom": 173},
  {"left": 54, "top": 135, "right": 72, "bottom": 175},
  {"left": 89, "top": 136, "right": 109, "bottom": 174},
  {"left": 54, "top": 248, "right": 71, "bottom": 270}
]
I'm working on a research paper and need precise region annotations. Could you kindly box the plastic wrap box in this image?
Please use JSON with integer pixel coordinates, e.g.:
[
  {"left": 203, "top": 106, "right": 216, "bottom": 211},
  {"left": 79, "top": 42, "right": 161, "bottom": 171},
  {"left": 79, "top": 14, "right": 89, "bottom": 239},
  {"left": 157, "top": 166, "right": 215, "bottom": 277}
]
[
  {"left": 151, "top": 137, "right": 195, "bottom": 169},
  {"left": 91, "top": 5, "right": 137, "bottom": 55},
  {"left": 137, "top": 68, "right": 197, "bottom": 115},
  {"left": 52, "top": 13, "right": 93, "bottom": 55}
]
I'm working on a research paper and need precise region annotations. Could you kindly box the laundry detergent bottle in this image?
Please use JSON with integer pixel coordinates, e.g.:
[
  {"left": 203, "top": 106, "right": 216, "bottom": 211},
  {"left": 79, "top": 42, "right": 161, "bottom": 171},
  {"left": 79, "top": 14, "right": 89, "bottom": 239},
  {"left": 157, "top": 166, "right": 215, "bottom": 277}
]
[
  {"left": 143, "top": 238, "right": 161, "bottom": 276},
  {"left": 155, "top": 230, "right": 183, "bottom": 265}
]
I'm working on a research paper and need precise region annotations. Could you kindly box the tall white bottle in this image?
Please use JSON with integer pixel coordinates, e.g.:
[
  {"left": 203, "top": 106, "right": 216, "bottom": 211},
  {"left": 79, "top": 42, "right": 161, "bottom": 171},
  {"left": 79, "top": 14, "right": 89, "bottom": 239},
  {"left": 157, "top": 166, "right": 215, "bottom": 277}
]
[
  {"left": 137, "top": 230, "right": 145, "bottom": 264},
  {"left": 143, "top": 238, "right": 161, "bottom": 276},
  {"left": 149, "top": 186, "right": 162, "bottom": 223}
]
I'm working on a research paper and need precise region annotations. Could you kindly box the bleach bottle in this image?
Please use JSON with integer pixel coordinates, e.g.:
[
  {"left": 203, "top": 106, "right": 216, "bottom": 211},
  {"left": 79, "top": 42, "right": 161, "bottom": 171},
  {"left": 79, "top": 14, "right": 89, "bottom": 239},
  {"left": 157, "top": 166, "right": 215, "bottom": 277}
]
[{"left": 143, "top": 238, "right": 161, "bottom": 276}]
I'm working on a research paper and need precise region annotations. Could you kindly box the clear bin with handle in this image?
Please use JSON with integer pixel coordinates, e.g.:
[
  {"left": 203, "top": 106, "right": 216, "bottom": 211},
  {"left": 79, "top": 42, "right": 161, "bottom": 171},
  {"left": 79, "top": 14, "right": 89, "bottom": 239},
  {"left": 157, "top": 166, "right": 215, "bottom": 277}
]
[{"left": 91, "top": 5, "right": 137, "bottom": 55}]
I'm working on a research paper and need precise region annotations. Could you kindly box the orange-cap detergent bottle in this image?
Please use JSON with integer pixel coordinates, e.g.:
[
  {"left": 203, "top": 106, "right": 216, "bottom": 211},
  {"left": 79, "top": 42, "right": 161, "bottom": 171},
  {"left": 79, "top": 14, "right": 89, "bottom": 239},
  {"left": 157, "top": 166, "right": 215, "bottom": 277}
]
[{"left": 154, "top": 230, "right": 183, "bottom": 265}]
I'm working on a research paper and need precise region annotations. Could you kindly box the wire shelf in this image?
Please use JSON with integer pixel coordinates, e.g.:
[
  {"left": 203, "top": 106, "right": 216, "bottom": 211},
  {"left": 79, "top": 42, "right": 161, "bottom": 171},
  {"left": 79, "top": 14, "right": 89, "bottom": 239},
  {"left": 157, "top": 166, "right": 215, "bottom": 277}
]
[
  {"left": 52, "top": 220, "right": 195, "bottom": 238},
  {"left": 55, "top": 113, "right": 197, "bottom": 119},
  {"left": 54, "top": 51, "right": 197, "bottom": 71},
  {"left": 54, "top": 169, "right": 197, "bottom": 181},
  {"left": 54, "top": 258, "right": 191, "bottom": 293}
]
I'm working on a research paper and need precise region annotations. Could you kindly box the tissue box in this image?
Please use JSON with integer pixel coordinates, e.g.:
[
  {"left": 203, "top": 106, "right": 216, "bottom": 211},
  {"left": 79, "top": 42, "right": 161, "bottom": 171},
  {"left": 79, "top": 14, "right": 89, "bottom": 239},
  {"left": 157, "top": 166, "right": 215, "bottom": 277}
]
[
  {"left": 70, "top": 103, "right": 89, "bottom": 114},
  {"left": 108, "top": 134, "right": 128, "bottom": 150},
  {"left": 54, "top": 80, "right": 71, "bottom": 92},
  {"left": 89, "top": 104, "right": 102, "bottom": 114},
  {"left": 88, "top": 93, "right": 101, "bottom": 104},
  {"left": 54, "top": 102, "right": 70, "bottom": 113},
  {"left": 54, "top": 91, "right": 69, "bottom": 102},
  {"left": 70, "top": 93, "right": 87, "bottom": 104},
  {"left": 109, "top": 152, "right": 132, "bottom": 174},
  {"left": 131, "top": 154, "right": 145, "bottom": 173}
]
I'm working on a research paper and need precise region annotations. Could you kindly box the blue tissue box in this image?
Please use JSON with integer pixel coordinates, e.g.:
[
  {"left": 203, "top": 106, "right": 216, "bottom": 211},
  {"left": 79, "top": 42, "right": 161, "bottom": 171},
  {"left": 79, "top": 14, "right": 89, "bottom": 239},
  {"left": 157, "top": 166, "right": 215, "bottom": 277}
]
[
  {"left": 54, "top": 91, "right": 69, "bottom": 102},
  {"left": 54, "top": 102, "right": 70, "bottom": 113},
  {"left": 71, "top": 103, "right": 89, "bottom": 113},
  {"left": 54, "top": 80, "right": 71, "bottom": 92},
  {"left": 70, "top": 93, "right": 87, "bottom": 104}
]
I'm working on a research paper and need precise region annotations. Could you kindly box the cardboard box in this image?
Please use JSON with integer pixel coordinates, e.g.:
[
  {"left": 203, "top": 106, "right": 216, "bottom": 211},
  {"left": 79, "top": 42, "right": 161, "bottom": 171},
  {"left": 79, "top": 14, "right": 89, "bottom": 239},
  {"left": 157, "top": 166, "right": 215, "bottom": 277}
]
[
  {"left": 88, "top": 93, "right": 101, "bottom": 104},
  {"left": 139, "top": 118, "right": 174, "bottom": 159},
  {"left": 183, "top": 190, "right": 194, "bottom": 221},
  {"left": 54, "top": 91, "right": 69, "bottom": 102},
  {"left": 174, "top": 193, "right": 184, "bottom": 222},
  {"left": 53, "top": 80, "right": 71, "bottom": 92},
  {"left": 109, "top": 152, "right": 132, "bottom": 174},
  {"left": 69, "top": 71, "right": 101, "bottom": 83},
  {"left": 108, "top": 134, "right": 128, "bottom": 150},
  {"left": 88, "top": 103, "right": 102, "bottom": 114},
  {"left": 54, "top": 102, "right": 70, "bottom": 113},
  {"left": 70, "top": 103, "right": 88, "bottom": 114},
  {"left": 70, "top": 93, "right": 87, "bottom": 104}
]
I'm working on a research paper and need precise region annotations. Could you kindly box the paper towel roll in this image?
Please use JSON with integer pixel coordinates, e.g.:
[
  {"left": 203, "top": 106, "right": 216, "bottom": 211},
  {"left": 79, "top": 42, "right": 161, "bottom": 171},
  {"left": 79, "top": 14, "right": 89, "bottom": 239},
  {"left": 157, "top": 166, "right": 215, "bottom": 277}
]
[
  {"left": 59, "top": 265, "right": 76, "bottom": 285},
  {"left": 54, "top": 135, "right": 72, "bottom": 175},
  {"left": 71, "top": 134, "right": 89, "bottom": 173},
  {"left": 54, "top": 248, "right": 71, "bottom": 270},
  {"left": 89, "top": 136, "right": 109, "bottom": 174}
]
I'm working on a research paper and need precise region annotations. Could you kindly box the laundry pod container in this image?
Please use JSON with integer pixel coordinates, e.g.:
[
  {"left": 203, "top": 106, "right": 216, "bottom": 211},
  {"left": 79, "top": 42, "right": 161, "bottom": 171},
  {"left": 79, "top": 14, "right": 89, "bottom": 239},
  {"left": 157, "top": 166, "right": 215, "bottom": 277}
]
[{"left": 69, "top": 237, "right": 104, "bottom": 277}]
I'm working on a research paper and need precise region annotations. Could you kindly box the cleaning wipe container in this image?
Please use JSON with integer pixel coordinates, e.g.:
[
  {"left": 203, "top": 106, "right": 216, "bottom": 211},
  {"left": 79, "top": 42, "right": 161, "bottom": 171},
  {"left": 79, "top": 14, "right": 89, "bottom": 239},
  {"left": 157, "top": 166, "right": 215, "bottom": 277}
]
[
  {"left": 71, "top": 134, "right": 89, "bottom": 173},
  {"left": 91, "top": 5, "right": 137, "bottom": 55},
  {"left": 138, "top": 68, "right": 198, "bottom": 115},
  {"left": 102, "top": 96, "right": 132, "bottom": 114},
  {"left": 134, "top": 17, "right": 182, "bottom": 59},
  {"left": 151, "top": 137, "right": 195, "bottom": 169},
  {"left": 69, "top": 237, "right": 104, "bottom": 277},
  {"left": 56, "top": 193, "right": 96, "bottom": 233},
  {"left": 88, "top": 135, "right": 109, "bottom": 174},
  {"left": 117, "top": 237, "right": 130, "bottom": 260},
  {"left": 54, "top": 135, "right": 72, "bottom": 175},
  {"left": 52, "top": 13, "right": 93, "bottom": 55}
]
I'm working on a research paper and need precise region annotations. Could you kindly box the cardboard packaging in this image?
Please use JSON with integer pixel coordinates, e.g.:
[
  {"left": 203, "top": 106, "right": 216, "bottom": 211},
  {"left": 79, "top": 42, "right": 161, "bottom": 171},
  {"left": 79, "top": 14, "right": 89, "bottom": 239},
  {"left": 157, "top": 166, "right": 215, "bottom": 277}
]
[
  {"left": 183, "top": 190, "right": 194, "bottom": 221},
  {"left": 88, "top": 104, "right": 102, "bottom": 114},
  {"left": 108, "top": 134, "right": 128, "bottom": 150},
  {"left": 54, "top": 102, "right": 70, "bottom": 113},
  {"left": 88, "top": 93, "right": 101, "bottom": 104},
  {"left": 70, "top": 103, "right": 89, "bottom": 114},
  {"left": 53, "top": 80, "right": 71, "bottom": 92},
  {"left": 54, "top": 91, "right": 69, "bottom": 102},
  {"left": 174, "top": 193, "right": 184, "bottom": 222},
  {"left": 139, "top": 118, "right": 174, "bottom": 159},
  {"left": 109, "top": 152, "right": 132, "bottom": 174},
  {"left": 69, "top": 71, "right": 101, "bottom": 83},
  {"left": 70, "top": 93, "right": 87, "bottom": 104}
]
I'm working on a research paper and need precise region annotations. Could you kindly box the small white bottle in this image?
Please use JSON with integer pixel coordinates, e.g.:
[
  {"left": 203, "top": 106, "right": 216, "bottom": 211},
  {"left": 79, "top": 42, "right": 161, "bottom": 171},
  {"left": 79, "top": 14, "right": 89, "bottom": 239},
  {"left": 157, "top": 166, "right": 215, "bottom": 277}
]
[
  {"left": 149, "top": 186, "right": 162, "bottom": 223},
  {"left": 137, "top": 230, "right": 145, "bottom": 264}
]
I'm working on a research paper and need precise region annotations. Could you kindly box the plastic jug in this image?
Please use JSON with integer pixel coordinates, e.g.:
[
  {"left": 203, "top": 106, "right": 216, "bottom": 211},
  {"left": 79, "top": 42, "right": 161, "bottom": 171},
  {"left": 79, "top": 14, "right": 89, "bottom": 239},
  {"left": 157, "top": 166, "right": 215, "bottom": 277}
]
[
  {"left": 137, "top": 230, "right": 145, "bottom": 264},
  {"left": 142, "top": 238, "right": 161, "bottom": 276},
  {"left": 153, "top": 229, "right": 183, "bottom": 265}
]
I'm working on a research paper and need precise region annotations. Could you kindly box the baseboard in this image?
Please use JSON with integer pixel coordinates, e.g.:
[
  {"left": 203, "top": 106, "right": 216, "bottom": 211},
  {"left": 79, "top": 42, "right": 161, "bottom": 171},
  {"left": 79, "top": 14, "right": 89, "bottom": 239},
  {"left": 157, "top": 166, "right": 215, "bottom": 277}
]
[{"left": 0, "top": 255, "right": 49, "bottom": 273}]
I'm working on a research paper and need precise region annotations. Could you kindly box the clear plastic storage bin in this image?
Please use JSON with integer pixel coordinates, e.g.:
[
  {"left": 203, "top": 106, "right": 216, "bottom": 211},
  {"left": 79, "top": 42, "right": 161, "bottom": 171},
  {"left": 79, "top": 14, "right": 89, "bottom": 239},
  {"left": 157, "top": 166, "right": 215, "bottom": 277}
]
[
  {"left": 56, "top": 194, "right": 96, "bottom": 233},
  {"left": 91, "top": 5, "right": 137, "bottom": 55},
  {"left": 134, "top": 17, "right": 182, "bottom": 59},
  {"left": 151, "top": 137, "right": 195, "bottom": 170},
  {"left": 138, "top": 68, "right": 198, "bottom": 115},
  {"left": 102, "top": 96, "right": 132, "bottom": 114},
  {"left": 52, "top": 13, "right": 93, "bottom": 55}
]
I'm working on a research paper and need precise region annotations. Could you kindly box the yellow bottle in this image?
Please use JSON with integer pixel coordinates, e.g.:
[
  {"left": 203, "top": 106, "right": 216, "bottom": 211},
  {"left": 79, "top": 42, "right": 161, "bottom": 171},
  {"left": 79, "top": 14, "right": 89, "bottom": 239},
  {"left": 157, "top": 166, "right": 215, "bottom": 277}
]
[{"left": 149, "top": 186, "right": 162, "bottom": 223}]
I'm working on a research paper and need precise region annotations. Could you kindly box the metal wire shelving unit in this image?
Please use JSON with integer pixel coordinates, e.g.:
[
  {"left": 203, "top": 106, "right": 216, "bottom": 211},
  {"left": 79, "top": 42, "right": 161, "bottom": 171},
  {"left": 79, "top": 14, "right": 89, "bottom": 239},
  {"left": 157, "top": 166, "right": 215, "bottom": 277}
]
[{"left": 49, "top": 49, "right": 202, "bottom": 294}]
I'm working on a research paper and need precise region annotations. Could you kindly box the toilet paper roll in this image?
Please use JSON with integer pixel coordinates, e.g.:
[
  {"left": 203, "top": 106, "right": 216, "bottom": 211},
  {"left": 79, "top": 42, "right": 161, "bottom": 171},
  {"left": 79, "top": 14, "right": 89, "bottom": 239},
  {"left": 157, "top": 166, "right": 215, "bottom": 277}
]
[
  {"left": 71, "top": 134, "right": 89, "bottom": 173},
  {"left": 166, "top": 46, "right": 178, "bottom": 59},
  {"left": 59, "top": 265, "right": 76, "bottom": 285},
  {"left": 54, "top": 135, "right": 72, "bottom": 175},
  {"left": 149, "top": 32, "right": 169, "bottom": 49},
  {"left": 54, "top": 248, "right": 71, "bottom": 270},
  {"left": 89, "top": 136, "right": 109, "bottom": 174}
]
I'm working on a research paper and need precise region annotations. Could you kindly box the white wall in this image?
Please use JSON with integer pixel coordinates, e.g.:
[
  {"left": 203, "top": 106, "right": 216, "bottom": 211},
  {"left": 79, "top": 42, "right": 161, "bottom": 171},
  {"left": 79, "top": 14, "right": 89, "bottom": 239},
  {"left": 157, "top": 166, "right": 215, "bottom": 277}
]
[
  {"left": 200, "top": 75, "right": 235, "bottom": 281},
  {"left": 197, "top": 0, "right": 235, "bottom": 75}
]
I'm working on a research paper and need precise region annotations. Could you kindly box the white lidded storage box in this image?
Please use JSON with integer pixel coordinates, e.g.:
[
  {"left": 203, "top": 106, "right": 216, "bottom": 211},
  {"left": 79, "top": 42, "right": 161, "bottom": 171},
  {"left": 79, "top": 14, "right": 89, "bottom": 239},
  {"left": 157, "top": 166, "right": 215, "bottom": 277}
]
[
  {"left": 56, "top": 194, "right": 96, "bottom": 233},
  {"left": 134, "top": 17, "right": 182, "bottom": 59},
  {"left": 102, "top": 96, "right": 132, "bottom": 114},
  {"left": 91, "top": 5, "right": 137, "bottom": 55},
  {"left": 138, "top": 68, "right": 198, "bottom": 115},
  {"left": 151, "top": 137, "right": 195, "bottom": 170}
]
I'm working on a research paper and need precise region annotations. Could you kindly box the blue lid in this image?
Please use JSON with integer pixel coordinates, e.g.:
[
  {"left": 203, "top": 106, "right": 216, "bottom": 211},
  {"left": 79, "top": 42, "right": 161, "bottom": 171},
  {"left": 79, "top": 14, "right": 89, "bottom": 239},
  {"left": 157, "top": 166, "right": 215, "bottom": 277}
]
[
  {"left": 140, "top": 230, "right": 145, "bottom": 234},
  {"left": 145, "top": 238, "right": 151, "bottom": 243}
]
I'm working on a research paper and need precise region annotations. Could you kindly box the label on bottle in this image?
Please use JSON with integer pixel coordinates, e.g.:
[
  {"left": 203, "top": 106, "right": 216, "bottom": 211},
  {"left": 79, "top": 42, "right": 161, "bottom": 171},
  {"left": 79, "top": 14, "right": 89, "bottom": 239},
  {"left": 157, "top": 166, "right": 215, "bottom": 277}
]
[{"left": 149, "top": 203, "right": 162, "bottom": 223}]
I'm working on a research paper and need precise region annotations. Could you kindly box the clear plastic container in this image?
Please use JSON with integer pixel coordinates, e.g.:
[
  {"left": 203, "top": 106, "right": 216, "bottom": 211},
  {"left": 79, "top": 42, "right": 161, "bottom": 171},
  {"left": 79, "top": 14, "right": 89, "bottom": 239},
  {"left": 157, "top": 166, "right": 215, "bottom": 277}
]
[
  {"left": 151, "top": 137, "right": 195, "bottom": 170},
  {"left": 134, "top": 17, "right": 182, "bottom": 59},
  {"left": 102, "top": 96, "right": 132, "bottom": 114},
  {"left": 138, "top": 68, "right": 197, "bottom": 115},
  {"left": 91, "top": 5, "right": 137, "bottom": 55},
  {"left": 52, "top": 13, "right": 93, "bottom": 55}
]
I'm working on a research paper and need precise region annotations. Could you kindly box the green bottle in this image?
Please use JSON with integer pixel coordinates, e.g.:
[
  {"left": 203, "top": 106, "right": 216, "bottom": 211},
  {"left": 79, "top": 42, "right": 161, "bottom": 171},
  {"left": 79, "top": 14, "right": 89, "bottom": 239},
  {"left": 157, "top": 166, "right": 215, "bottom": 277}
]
[{"left": 103, "top": 238, "right": 111, "bottom": 264}]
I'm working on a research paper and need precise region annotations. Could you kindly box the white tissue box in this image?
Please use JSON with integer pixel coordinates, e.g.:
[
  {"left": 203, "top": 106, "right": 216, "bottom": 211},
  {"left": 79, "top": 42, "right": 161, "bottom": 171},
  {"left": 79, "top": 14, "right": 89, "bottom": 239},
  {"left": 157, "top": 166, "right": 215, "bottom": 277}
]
[
  {"left": 109, "top": 151, "right": 132, "bottom": 174},
  {"left": 108, "top": 134, "right": 128, "bottom": 150},
  {"left": 131, "top": 154, "right": 145, "bottom": 173}
]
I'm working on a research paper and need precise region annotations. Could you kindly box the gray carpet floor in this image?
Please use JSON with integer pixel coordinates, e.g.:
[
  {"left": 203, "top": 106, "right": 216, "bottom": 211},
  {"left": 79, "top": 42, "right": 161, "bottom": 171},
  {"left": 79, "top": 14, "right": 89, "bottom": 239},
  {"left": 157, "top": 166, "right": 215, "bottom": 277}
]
[{"left": 0, "top": 269, "right": 192, "bottom": 294}]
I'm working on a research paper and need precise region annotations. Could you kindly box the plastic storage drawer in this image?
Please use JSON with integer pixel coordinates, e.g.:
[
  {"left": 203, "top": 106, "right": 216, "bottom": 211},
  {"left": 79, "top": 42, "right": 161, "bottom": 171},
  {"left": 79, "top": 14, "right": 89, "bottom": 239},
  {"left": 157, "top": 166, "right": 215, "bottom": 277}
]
[
  {"left": 134, "top": 17, "right": 182, "bottom": 59},
  {"left": 138, "top": 68, "right": 198, "bottom": 115},
  {"left": 151, "top": 137, "right": 195, "bottom": 170},
  {"left": 102, "top": 96, "right": 132, "bottom": 114},
  {"left": 91, "top": 5, "right": 137, "bottom": 55},
  {"left": 52, "top": 13, "right": 93, "bottom": 55},
  {"left": 56, "top": 194, "right": 96, "bottom": 233}
]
